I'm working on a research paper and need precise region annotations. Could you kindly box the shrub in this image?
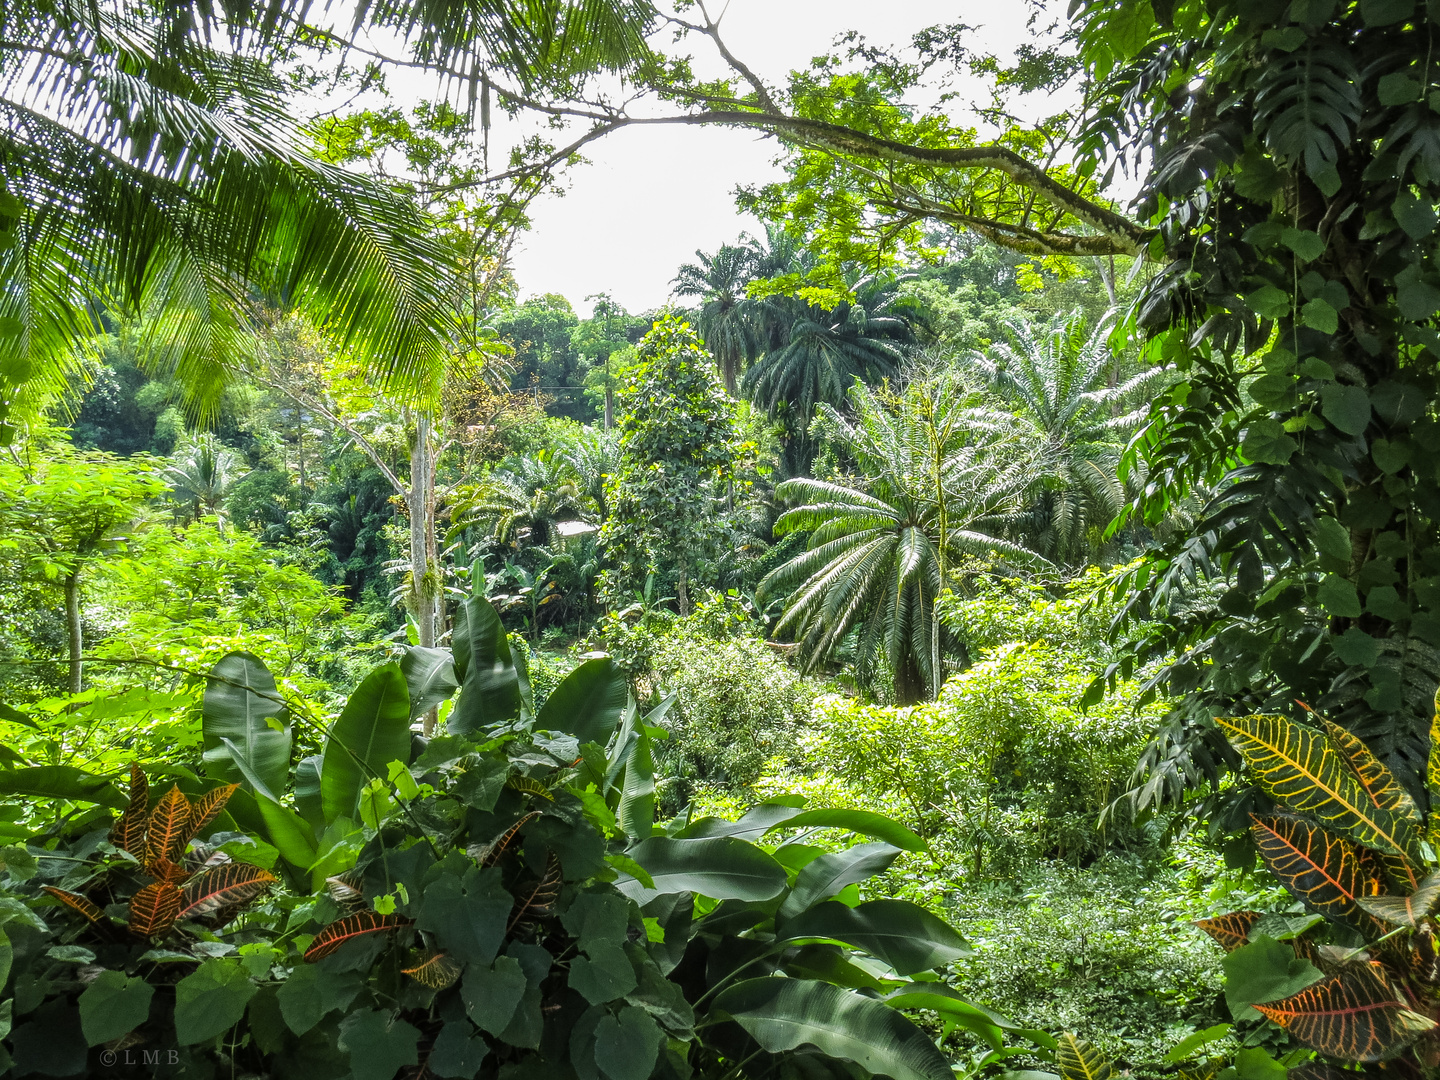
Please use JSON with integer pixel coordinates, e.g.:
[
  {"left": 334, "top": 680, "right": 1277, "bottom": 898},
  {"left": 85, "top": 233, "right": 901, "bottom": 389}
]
[
  {"left": 640, "top": 595, "right": 811, "bottom": 808},
  {"left": 0, "top": 588, "right": 1035, "bottom": 1080}
]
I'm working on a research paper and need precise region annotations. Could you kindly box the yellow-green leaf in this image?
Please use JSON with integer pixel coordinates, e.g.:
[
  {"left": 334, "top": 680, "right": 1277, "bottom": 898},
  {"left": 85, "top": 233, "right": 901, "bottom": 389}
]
[{"left": 1216, "top": 715, "right": 1423, "bottom": 866}]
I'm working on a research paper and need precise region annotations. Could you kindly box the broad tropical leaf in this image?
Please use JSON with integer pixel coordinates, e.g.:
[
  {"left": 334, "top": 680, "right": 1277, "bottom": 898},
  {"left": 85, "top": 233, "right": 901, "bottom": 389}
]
[
  {"left": 41, "top": 886, "right": 104, "bottom": 923},
  {"left": 145, "top": 786, "right": 194, "bottom": 867},
  {"left": 110, "top": 763, "right": 149, "bottom": 856},
  {"left": 714, "top": 977, "right": 953, "bottom": 1080},
  {"left": 762, "top": 808, "right": 925, "bottom": 852},
  {"left": 533, "top": 656, "right": 626, "bottom": 746},
  {"left": 505, "top": 775, "right": 554, "bottom": 801},
  {"left": 178, "top": 864, "right": 276, "bottom": 920},
  {"left": 0, "top": 766, "right": 125, "bottom": 809},
  {"left": 1254, "top": 962, "right": 1436, "bottom": 1061},
  {"left": 402, "top": 950, "right": 462, "bottom": 989},
  {"left": 1251, "top": 814, "right": 1384, "bottom": 933},
  {"left": 320, "top": 662, "right": 411, "bottom": 825},
  {"left": 448, "top": 595, "right": 521, "bottom": 734},
  {"left": 129, "top": 882, "right": 182, "bottom": 937},
  {"left": 325, "top": 870, "right": 367, "bottom": 912},
  {"left": 779, "top": 842, "right": 901, "bottom": 919},
  {"left": 623, "top": 836, "right": 787, "bottom": 903},
  {"left": 399, "top": 646, "right": 459, "bottom": 721},
  {"left": 304, "top": 912, "right": 413, "bottom": 962},
  {"left": 1194, "top": 911, "right": 1263, "bottom": 952},
  {"left": 1057, "top": 1032, "right": 1114, "bottom": 1080},
  {"left": 202, "top": 652, "right": 291, "bottom": 800},
  {"left": 1357, "top": 872, "right": 1440, "bottom": 929},
  {"left": 1217, "top": 715, "right": 1423, "bottom": 864},
  {"left": 779, "top": 899, "right": 971, "bottom": 975}
]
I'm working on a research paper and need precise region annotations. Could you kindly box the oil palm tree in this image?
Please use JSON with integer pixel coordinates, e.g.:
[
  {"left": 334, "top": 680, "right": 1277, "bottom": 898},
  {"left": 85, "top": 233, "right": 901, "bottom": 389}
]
[
  {"left": 743, "top": 273, "right": 930, "bottom": 458},
  {"left": 0, "top": 0, "right": 653, "bottom": 438},
  {"left": 759, "top": 376, "right": 1040, "bottom": 704},
  {"left": 954, "top": 312, "right": 1164, "bottom": 563},
  {"left": 164, "top": 433, "right": 246, "bottom": 530},
  {"left": 451, "top": 450, "right": 591, "bottom": 552},
  {"left": 672, "top": 241, "right": 760, "bottom": 395}
]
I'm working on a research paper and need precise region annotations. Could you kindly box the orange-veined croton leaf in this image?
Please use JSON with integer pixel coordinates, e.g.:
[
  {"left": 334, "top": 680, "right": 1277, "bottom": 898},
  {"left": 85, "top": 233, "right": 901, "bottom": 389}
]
[
  {"left": 1254, "top": 960, "right": 1436, "bottom": 1061},
  {"left": 303, "top": 911, "right": 413, "bottom": 963},
  {"left": 1217, "top": 715, "right": 1423, "bottom": 866},
  {"left": 178, "top": 863, "right": 276, "bottom": 920},
  {"left": 467, "top": 810, "right": 541, "bottom": 867},
  {"left": 1195, "top": 911, "right": 1263, "bottom": 952},
  {"left": 129, "top": 881, "right": 182, "bottom": 937},
  {"left": 189, "top": 783, "right": 239, "bottom": 839},
  {"left": 1251, "top": 814, "right": 1385, "bottom": 934},
  {"left": 401, "top": 949, "right": 462, "bottom": 989},
  {"left": 41, "top": 886, "right": 104, "bottom": 923},
  {"left": 1357, "top": 871, "right": 1440, "bottom": 929},
  {"left": 1428, "top": 687, "right": 1440, "bottom": 849},
  {"left": 144, "top": 786, "right": 193, "bottom": 868},
  {"left": 110, "top": 762, "right": 149, "bottom": 857}
]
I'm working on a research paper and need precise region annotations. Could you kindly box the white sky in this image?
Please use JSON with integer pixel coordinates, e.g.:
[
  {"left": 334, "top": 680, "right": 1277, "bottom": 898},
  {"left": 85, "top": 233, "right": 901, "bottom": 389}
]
[{"left": 382, "top": 2, "right": 1050, "bottom": 317}]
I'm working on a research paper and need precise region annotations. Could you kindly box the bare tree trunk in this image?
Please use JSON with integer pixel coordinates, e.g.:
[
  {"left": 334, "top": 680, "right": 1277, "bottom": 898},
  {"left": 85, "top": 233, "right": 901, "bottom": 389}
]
[
  {"left": 63, "top": 571, "right": 82, "bottom": 695},
  {"left": 408, "top": 412, "right": 441, "bottom": 732},
  {"left": 676, "top": 568, "right": 690, "bottom": 618}
]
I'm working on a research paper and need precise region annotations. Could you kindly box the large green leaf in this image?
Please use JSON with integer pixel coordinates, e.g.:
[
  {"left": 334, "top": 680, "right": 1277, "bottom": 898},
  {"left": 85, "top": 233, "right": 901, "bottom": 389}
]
[
  {"left": 762, "top": 808, "right": 926, "bottom": 852},
  {"left": 623, "top": 836, "right": 787, "bottom": 903},
  {"left": 779, "top": 842, "right": 900, "bottom": 919},
  {"left": 678, "top": 800, "right": 804, "bottom": 842},
  {"left": 203, "top": 652, "right": 291, "bottom": 800},
  {"left": 616, "top": 721, "right": 656, "bottom": 841},
  {"left": 220, "top": 747, "right": 318, "bottom": 872},
  {"left": 0, "top": 766, "right": 124, "bottom": 809},
  {"left": 173, "top": 959, "right": 258, "bottom": 1045},
  {"left": 1216, "top": 715, "right": 1423, "bottom": 864},
  {"left": 534, "top": 656, "right": 627, "bottom": 746},
  {"left": 399, "top": 646, "right": 459, "bottom": 721},
  {"left": 448, "top": 596, "right": 521, "bottom": 735},
  {"left": 779, "top": 900, "right": 971, "bottom": 974},
  {"left": 321, "top": 663, "right": 411, "bottom": 825},
  {"left": 78, "top": 970, "right": 154, "bottom": 1046},
  {"left": 714, "top": 978, "right": 953, "bottom": 1080},
  {"left": 294, "top": 754, "right": 325, "bottom": 833}
]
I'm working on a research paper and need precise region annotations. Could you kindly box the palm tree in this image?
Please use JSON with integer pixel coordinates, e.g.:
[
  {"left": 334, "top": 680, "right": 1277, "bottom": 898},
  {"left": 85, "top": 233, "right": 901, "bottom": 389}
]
[
  {"left": 758, "top": 376, "right": 1040, "bottom": 704},
  {"left": 743, "top": 273, "right": 930, "bottom": 444},
  {"left": 672, "top": 242, "right": 760, "bottom": 395},
  {"left": 451, "top": 450, "right": 591, "bottom": 552},
  {"left": 0, "top": 0, "right": 653, "bottom": 436},
  {"left": 954, "top": 312, "right": 1163, "bottom": 563},
  {"left": 164, "top": 433, "right": 246, "bottom": 530}
]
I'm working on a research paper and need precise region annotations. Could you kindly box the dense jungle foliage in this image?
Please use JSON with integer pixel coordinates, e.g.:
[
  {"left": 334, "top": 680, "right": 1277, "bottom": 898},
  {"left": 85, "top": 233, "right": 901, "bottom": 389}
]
[{"left": 7, "top": 0, "right": 1440, "bottom": 1078}]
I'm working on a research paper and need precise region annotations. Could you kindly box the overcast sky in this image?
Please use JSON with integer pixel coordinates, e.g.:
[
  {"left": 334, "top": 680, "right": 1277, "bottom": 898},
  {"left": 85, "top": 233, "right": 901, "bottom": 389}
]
[{"left": 375, "top": 2, "right": 1051, "bottom": 317}]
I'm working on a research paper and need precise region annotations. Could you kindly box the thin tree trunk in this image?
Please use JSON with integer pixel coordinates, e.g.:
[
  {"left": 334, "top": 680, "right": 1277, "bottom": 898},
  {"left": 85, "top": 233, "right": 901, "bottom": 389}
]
[
  {"left": 409, "top": 412, "right": 441, "bottom": 733},
  {"left": 677, "top": 568, "right": 690, "bottom": 618},
  {"left": 63, "top": 571, "right": 82, "bottom": 695}
]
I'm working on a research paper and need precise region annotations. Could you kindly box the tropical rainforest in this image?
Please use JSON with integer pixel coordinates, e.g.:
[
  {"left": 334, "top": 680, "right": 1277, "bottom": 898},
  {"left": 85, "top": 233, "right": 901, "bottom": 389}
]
[{"left": 2, "top": 0, "right": 1439, "bottom": 1079}]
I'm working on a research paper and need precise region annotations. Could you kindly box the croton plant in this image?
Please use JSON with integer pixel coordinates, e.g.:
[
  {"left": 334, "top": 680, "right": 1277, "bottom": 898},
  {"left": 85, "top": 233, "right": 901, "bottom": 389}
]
[
  {"left": 1193, "top": 702, "right": 1440, "bottom": 1072},
  {"left": 0, "top": 591, "right": 1052, "bottom": 1080}
]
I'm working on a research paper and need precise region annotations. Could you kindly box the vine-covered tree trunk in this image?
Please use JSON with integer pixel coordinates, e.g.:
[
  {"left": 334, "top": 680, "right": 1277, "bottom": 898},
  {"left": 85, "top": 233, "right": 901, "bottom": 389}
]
[
  {"left": 63, "top": 570, "right": 82, "bottom": 694},
  {"left": 408, "top": 412, "right": 441, "bottom": 732}
]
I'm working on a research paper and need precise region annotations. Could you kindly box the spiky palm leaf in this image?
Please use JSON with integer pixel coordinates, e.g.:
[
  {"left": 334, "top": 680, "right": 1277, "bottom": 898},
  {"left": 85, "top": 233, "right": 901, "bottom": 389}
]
[
  {"left": 452, "top": 449, "right": 591, "bottom": 549},
  {"left": 743, "top": 274, "right": 928, "bottom": 426},
  {"left": 673, "top": 240, "right": 761, "bottom": 395},
  {"left": 954, "top": 311, "right": 1163, "bottom": 563},
  {"left": 0, "top": 0, "right": 656, "bottom": 437}
]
